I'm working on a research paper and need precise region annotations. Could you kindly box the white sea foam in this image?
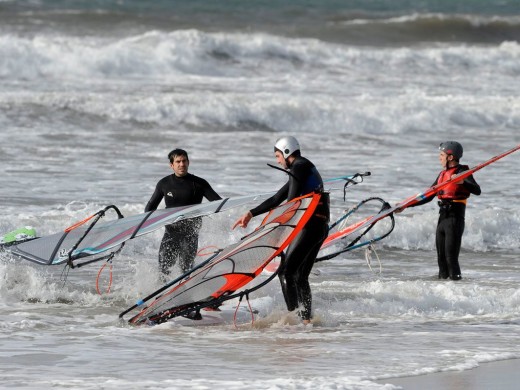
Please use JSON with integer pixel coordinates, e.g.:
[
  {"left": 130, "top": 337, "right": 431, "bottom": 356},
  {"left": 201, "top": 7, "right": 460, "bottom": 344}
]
[{"left": 1, "top": 31, "right": 520, "bottom": 82}]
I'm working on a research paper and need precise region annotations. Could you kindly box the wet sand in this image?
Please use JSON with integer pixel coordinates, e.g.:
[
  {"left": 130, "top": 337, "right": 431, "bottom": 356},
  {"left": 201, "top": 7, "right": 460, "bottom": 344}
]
[{"left": 379, "top": 359, "right": 520, "bottom": 389}]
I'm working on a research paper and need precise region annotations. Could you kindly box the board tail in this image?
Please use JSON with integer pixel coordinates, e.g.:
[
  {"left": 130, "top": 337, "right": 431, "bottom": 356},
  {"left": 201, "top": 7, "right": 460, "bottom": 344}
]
[{"left": 0, "top": 226, "right": 38, "bottom": 248}]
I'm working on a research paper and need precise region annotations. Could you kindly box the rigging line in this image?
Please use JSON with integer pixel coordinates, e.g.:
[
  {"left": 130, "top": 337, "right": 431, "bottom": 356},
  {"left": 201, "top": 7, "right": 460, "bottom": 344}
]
[
  {"left": 64, "top": 212, "right": 99, "bottom": 233},
  {"left": 59, "top": 263, "right": 71, "bottom": 289},
  {"left": 267, "top": 163, "right": 299, "bottom": 181},
  {"left": 365, "top": 244, "right": 382, "bottom": 274},
  {"left": 245, "top": 293, "right": 255, "bottom": 327},
  {"left": 233, "top": 292, "right": 255, "bottom": 329},
  {"left": 233, "top": 295, "right": 243, "bottom": 329},
  {"left": 96, "top": 259, "right": 113, "bottom": 295}
]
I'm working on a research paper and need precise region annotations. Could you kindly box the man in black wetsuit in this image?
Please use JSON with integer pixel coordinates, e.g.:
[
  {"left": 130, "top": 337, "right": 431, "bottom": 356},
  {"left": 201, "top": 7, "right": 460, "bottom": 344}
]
[
  {"left": 145, "top": 149, "right": 221, "bottom": 275},
  {"left": 233, "top": 136, "right": 330, "bottom": 324},
  {"left": 403, "top": 141, "right": 481, "bottom": 280}
]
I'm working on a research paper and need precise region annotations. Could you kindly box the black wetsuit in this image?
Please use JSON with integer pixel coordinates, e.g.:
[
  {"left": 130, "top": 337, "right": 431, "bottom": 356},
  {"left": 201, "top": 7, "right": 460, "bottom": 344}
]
[
  {"left": 249, "top": 156, "right": 330, "bottom": 321},
  {"left": 411, "top": 165, "right": 481, "bottom": 280},
  {"left": 145, "top": 173, "right": 221, "bottom": 274}
]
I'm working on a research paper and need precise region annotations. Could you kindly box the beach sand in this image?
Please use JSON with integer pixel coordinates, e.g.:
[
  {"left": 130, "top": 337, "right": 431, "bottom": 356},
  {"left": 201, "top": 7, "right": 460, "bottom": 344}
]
[{"left": 379, "top": 359, "right": 520, "bottom": 389}]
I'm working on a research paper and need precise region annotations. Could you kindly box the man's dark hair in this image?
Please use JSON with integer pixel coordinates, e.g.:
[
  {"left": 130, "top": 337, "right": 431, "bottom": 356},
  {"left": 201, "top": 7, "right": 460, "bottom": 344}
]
[{"left": 168, "top": 149, "right": 189, "bottom": 164}]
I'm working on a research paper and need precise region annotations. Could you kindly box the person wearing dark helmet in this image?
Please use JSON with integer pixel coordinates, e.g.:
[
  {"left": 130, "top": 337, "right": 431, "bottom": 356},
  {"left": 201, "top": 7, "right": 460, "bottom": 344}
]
[
  {"left": 145, "top": 149, "right": 222, "bottom": 275},
  {"left": 402, "top": 141, "right": 481, "bottom": 280},
  {"left": 233, "top": 136, "right": 330, "bottom": 324}
]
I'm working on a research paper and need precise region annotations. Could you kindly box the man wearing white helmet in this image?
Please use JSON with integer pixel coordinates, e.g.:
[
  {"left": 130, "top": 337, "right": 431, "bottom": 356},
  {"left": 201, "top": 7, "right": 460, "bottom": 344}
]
[
  {"left": 233, "top": 136, "right": 330, "bottom": 324},
  {"left": 403, "top": 141, "right": 481, "bottom": 280}
]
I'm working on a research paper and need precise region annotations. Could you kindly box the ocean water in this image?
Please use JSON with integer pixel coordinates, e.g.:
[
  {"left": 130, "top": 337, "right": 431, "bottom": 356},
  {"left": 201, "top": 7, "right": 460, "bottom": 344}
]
[{"left": 1, "top": 1, "right": 520, "bottom": 389}]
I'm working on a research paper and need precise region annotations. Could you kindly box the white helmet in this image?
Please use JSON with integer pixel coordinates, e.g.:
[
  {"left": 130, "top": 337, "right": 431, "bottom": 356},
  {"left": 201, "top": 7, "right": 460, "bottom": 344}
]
[{"left": 274, "top": 136, "right": 300, "bottom": 159}]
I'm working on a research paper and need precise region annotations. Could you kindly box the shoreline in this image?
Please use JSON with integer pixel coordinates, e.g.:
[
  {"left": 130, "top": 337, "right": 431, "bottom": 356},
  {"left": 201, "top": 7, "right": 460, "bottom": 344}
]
[{"left": 378, "top": 358, "right": 520, "bottom": 389}]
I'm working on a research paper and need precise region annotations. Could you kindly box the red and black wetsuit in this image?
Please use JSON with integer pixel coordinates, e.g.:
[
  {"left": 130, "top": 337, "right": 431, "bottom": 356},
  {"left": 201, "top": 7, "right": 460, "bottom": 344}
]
[
  {"left": 412, "top": 164, "right": 481, "bottom": 280},
  {"left": 145, "top": 173, "right": 221, "bottom": 274},
  {"left": 249, "top": 156, "right": 330, "bottom": 320}
]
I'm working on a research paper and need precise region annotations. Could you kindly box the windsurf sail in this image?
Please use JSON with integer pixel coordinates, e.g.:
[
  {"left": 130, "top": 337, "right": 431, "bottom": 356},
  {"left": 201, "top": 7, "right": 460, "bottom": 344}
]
[
  {"left": 6, "top": 170, "right": 366, "bottom": 268},
  {"left": 317, "top": 144, "right": 520, "bottom": 260},
  {"left": 120, "top": 193, "right": 321, "bottom": 326},
  {"left": 8, "top": 192, "right": 275, "bottom": 267}
]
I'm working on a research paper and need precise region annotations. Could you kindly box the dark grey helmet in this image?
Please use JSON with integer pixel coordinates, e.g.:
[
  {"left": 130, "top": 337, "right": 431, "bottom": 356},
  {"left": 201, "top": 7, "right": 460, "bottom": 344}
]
[{"left": 439, "top": 141, "right": 463, "bottom": 160}]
